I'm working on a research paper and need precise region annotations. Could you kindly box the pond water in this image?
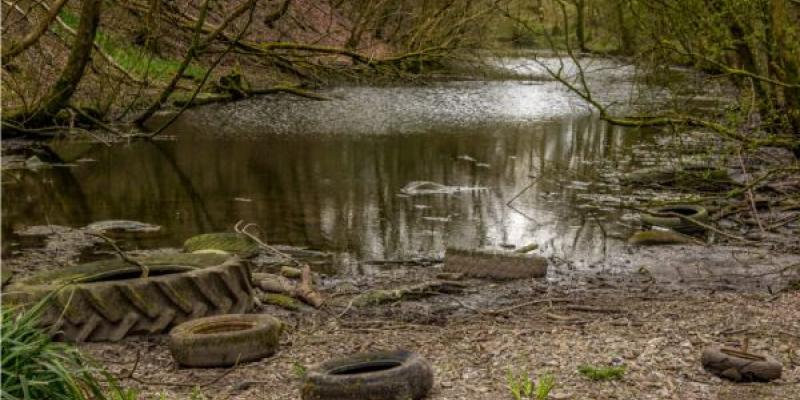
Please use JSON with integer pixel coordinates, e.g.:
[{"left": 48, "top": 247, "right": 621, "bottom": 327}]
[{"left": 2, "top": 61, "right": 654, "bottom": 272}]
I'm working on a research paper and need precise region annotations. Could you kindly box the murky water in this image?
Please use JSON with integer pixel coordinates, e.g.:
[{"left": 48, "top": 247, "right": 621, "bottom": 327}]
[{"left": 3, "top": 65, "right": 653, "bottom": 271}]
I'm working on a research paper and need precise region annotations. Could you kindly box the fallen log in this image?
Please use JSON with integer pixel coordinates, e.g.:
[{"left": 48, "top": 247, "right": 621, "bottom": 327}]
[
  {"left": 444, "top": 248, "right": 547, "bottom": 279},
  {"left": 252, "top": 272, "right": 294, "bottom": 295}
]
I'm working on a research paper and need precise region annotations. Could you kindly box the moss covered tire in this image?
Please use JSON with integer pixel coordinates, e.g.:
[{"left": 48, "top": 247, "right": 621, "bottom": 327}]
[
  {"left": 641, "top": 204, "right": 708, "bottom": 234},
  {"left": 169, "top": 314, "right": 282, "bottom": 367},
  {"left": 184, "top": 233, "right": 259, "bottom": 257},
  {"left": 2, "top": 256, "right": 253, "bottom": 342},
  {"left": 301, "top": 350, "right": 433, "bottom": 400},
  {"left": 701, "top": 345, "right": 782, "bottom": 382}
]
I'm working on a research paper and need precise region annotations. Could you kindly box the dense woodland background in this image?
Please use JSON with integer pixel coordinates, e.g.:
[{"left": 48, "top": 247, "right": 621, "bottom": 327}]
[{"left": 1, "top": 0, "right": 798, "bottom": 154}]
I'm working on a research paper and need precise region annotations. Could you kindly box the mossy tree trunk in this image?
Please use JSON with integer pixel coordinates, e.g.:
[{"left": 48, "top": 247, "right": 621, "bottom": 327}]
[{"left": 574, "top": 0, "right": 587, "bottom": 52}]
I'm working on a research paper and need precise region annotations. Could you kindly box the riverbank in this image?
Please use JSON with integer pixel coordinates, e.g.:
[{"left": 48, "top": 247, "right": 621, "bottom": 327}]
[
  {"left": 79, "top": 267, "right": 799, "bottom": 400},
  {"left": 2, "top": 220, "right": 798, "bottom": 399}
]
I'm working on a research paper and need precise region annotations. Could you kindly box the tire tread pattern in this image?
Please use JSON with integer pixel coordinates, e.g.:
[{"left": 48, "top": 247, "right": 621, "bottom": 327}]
[{"left": 10, "top": 259, "right": 253, "bottom": 342}]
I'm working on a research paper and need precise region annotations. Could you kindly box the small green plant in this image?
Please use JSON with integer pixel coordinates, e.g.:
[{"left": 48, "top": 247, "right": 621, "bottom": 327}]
[
  {"left": 291, "top": 362, "right": 308, "bottom": 379},
  {"left": 189, "top": 386, "right": 206, "bottom": 400},
  {"left": 535, "top": 374, "right": 556, "bottom": 400},
  {"left": 577, "top": 364, "right": 626, "bottom": 381},
  {"left": 507, "top": 369, "right": 555, "bottom": 400},
  {"left": 506, "top": 368, "right": 534, "bottom": 400},
  {"left": 0, "top": 295, "right": 130, "bottom": 399}
]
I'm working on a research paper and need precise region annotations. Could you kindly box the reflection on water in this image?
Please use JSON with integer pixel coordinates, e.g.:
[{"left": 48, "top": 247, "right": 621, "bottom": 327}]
[{"left": 2, "top": 81, "right": 647, "bottom": 271}]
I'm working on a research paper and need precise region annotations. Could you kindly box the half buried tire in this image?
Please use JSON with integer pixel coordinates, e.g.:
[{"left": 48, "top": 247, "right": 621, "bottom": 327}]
[
  {"left": 641, "top": 204, "right": 708, "bottom": 234},
  {"left": 2, "top": 254, "right": 253, "bottom": 342},
  {"left": 301, "top": 350, "right": 433, "bottom": 400},
  {"left": 701, "top": 345, "right": 782, "bottom": 382},
  {"left": 169, "top": 314, "right": 283, "bottom": 367}
]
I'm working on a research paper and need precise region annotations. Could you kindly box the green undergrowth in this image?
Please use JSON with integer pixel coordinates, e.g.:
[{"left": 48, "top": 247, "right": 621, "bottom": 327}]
[
  {"left": 58, "top": 10, "right": 206, "bottom": 81},
  {"left": 0, "top": 295, "right": 135, "bottom": 400},
  {"left": 506, "top": 367, "right": 556, "bottom": 400},
  {"left": 577, "top": 364, "right": 626, "bottom": 381}
]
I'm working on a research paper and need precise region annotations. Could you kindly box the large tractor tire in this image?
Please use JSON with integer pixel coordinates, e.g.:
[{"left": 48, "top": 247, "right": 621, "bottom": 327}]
[{"left": 3, "top": 254, "right": 253, "bottom": 342}]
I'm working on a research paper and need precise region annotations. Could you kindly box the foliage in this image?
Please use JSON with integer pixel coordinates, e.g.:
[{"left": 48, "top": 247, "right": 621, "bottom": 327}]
[
  {"left": 535, "top": 374, "right": 556, "bottom": 400},
  {"left": 577, "top": 364, "right": 626, "bottom": 381},
  {"left": 0, "top": 295, "right": 131, "bottom": 400},
  {"left": 58, "top": 10, "right": 206, "bottom": 80},
  {"left": 506, "top": 368, "right": 556, "bottom": 400}
]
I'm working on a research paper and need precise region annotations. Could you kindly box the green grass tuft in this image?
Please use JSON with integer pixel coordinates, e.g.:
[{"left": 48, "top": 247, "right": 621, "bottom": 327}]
[
  {"left": 535, "top": 374, "right": 555, "bottom": 400},
  {"left": 0, "top": 294, "right": 134, "bottom": 399},
  {"left": 507, "top": 368, "right": 556, "bottom": 400},
  {"left": 577, "top": 364, "right": 626, "bottom": 381}
]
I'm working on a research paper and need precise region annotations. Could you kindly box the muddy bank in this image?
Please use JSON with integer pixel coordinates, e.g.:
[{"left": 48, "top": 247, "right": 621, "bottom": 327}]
[{"left": 82, "top": 279, "right": 800, "bottom": 400}]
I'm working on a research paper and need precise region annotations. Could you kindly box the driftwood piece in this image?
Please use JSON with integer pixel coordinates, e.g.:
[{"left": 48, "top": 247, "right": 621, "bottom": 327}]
[
  {"left": 566, "top": 305, "right": 624, "bottom": 314},
  {"left": 435, "top": 272, "right": 464, "bottom": 281},
  {"left": 444, "top": 248, "right": 547, "bottom": 279},
  {"left": 295, "top": 265, "right": 324, "bottom": 308},
  {"left": 353, "top": 280, "right": 468, "bottom": 306},
  {"left": 252, "top": 272, "right": 295, "bottom": 295},
  {"left": 280, "top": 266, "right": 319, "bottom": 283}
]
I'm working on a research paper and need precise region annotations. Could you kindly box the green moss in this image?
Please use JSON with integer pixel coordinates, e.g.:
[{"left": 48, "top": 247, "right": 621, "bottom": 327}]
[
  {"left": 261, "top": 294, "right": 301, "bottom": 311},
  {"left": 578, "top": 364, "right": 625, "bottom": 381},
  {"left": 16, "top": 253, "right": 231, "bottom": 286},
  {"left": 628, "top": 230, "right": 697, "bottom": 246},
  {"left": 184, "top": 233, "right": 259, "bottom": 256}
]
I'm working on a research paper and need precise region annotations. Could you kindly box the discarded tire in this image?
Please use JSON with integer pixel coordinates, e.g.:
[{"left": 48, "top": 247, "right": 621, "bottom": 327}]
[
  {"left": 3, "top": 255, "right": 253, "bottom": 342},
  {"left": 184, "top": 232, "right": 260, "bottom": 256},
  {"left": 169, "top": 314, "right": 283, "bottom": 367},
  {"left": 701, "top": 345, "right": 782, "bottom": 382},
  {"left": 302, "top": 350, "right": 433, "bottom": 400},
  {"left": 444, "top": 247, "right": 547, "bottom": 279},
  {"left": 641, "top": 204, "right": 708, "bottom": 234}
]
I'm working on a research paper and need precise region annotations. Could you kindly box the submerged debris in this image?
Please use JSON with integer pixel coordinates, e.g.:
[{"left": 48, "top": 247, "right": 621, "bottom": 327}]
[
  {"left": 85, "top": 220, "right": 162, "bottom": 234},
  {"left": 352, "top": 280, "right": 467, "bottom": 307},
  {"left": 400, "top": 181, "right": 487, "bottom": 195}
]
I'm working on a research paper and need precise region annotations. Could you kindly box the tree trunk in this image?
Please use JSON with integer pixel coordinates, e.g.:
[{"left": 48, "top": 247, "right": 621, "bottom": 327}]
[
  {"left": 18, "top": 0, "right": 102, "bottom": 127},
  {"left": 575, "top": 0, "right": 587, "bottom": 52},
  {"left": 615, "top": 0, "right": 633, "bottom": 54}
]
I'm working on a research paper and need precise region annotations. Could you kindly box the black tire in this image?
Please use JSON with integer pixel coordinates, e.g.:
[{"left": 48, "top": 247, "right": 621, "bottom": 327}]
[
  {"left": 169, "top": 314, "right": 283, "bottom": 367},
  {"left": 701, "top": 345, "right": 782, "bottom": 382},
  {"left": 641, "top": 204, "right": 708, "bottom": 234},
  {"left": 3, "top": 256, "right": 253, "bottom": 342},
  {"left": 301, "top": 350, "right": 433, "bottom": 400}
]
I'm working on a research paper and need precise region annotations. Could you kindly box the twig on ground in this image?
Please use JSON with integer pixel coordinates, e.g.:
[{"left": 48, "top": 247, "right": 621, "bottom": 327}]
[
  {"left": 453, "top": 297, "right": 572, "bottom": 316},
  {"left": 85, "top": 232, "right": 149, "bottom": 278}
]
